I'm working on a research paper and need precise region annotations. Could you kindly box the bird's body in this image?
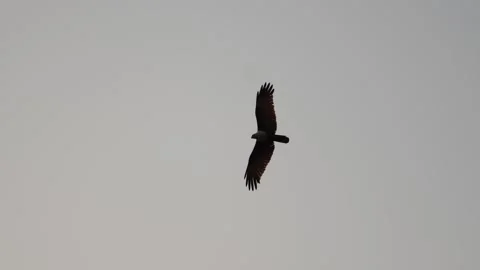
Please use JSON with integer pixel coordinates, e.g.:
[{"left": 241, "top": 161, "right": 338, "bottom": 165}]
[{"left": 244, "top": 83, "right": 289, "bottom": 191}]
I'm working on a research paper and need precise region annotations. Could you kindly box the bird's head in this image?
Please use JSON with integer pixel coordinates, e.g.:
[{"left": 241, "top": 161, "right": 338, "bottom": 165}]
[{"left": 251, "top": 131, "right": 267, "bottom": 141}]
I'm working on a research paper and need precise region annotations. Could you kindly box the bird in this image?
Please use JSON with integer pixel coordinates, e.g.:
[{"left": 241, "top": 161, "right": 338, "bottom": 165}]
[{"left": 244, "top": 82, "right": 289, "bottom": 191}]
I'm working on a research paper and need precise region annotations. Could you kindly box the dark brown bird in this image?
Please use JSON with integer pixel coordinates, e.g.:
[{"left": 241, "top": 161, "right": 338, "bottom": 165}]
[{"left": 244, "top": 83, "right": 289, "bottom": 191}]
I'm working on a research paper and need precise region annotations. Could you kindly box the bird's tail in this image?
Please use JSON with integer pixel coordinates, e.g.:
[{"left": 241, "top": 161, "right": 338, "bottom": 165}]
[{"left": 273, "top": 135, "right": 290, "bottom": 144}]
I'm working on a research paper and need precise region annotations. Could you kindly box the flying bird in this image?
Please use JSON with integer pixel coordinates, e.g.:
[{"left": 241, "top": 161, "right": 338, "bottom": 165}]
[{"left": 244, "top": 82, "right": 289, "bottom": 191}]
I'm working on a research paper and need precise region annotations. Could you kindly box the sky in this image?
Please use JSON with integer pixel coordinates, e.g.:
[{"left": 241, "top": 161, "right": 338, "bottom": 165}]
[{"left": 1, "top": 1, "right": 479, "bottom": 269}]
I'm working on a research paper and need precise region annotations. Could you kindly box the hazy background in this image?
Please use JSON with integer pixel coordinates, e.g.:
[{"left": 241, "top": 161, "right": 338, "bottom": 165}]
[{"left": 1, "top": 1, "right": 479, "bottom": 269}]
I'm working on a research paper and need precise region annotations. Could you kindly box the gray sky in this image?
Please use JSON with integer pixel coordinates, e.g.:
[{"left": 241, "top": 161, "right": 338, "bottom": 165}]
[{"left": 1, "top": 1, "right": 479, "bottom": 269}]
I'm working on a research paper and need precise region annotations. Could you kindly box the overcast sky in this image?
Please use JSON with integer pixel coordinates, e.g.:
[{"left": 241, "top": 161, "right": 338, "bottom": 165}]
[{"left": 1, "top": 1, "right": 479, "bottom": 269}]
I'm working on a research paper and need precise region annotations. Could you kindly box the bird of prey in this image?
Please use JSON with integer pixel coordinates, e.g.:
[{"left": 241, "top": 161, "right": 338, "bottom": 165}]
[{"left": 244, "top": 82, "right": 289, "bottom": 191}]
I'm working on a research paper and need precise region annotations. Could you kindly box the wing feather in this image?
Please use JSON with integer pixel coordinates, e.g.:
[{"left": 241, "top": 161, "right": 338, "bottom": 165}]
[
  {"left": 244, "top": 141, "right": 275, "bottom": 190},
  {"left": 255, "top": 83, "right": 277, "bottom": 134}
]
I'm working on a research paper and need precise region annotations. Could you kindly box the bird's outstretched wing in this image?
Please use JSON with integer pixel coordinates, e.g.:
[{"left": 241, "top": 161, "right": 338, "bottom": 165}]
[
  {"left": 244, "top": 141, "right": 275, "bottom": 190},
  {"left": 255, "top": 83, "right": 277, "bottom": 134}
]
